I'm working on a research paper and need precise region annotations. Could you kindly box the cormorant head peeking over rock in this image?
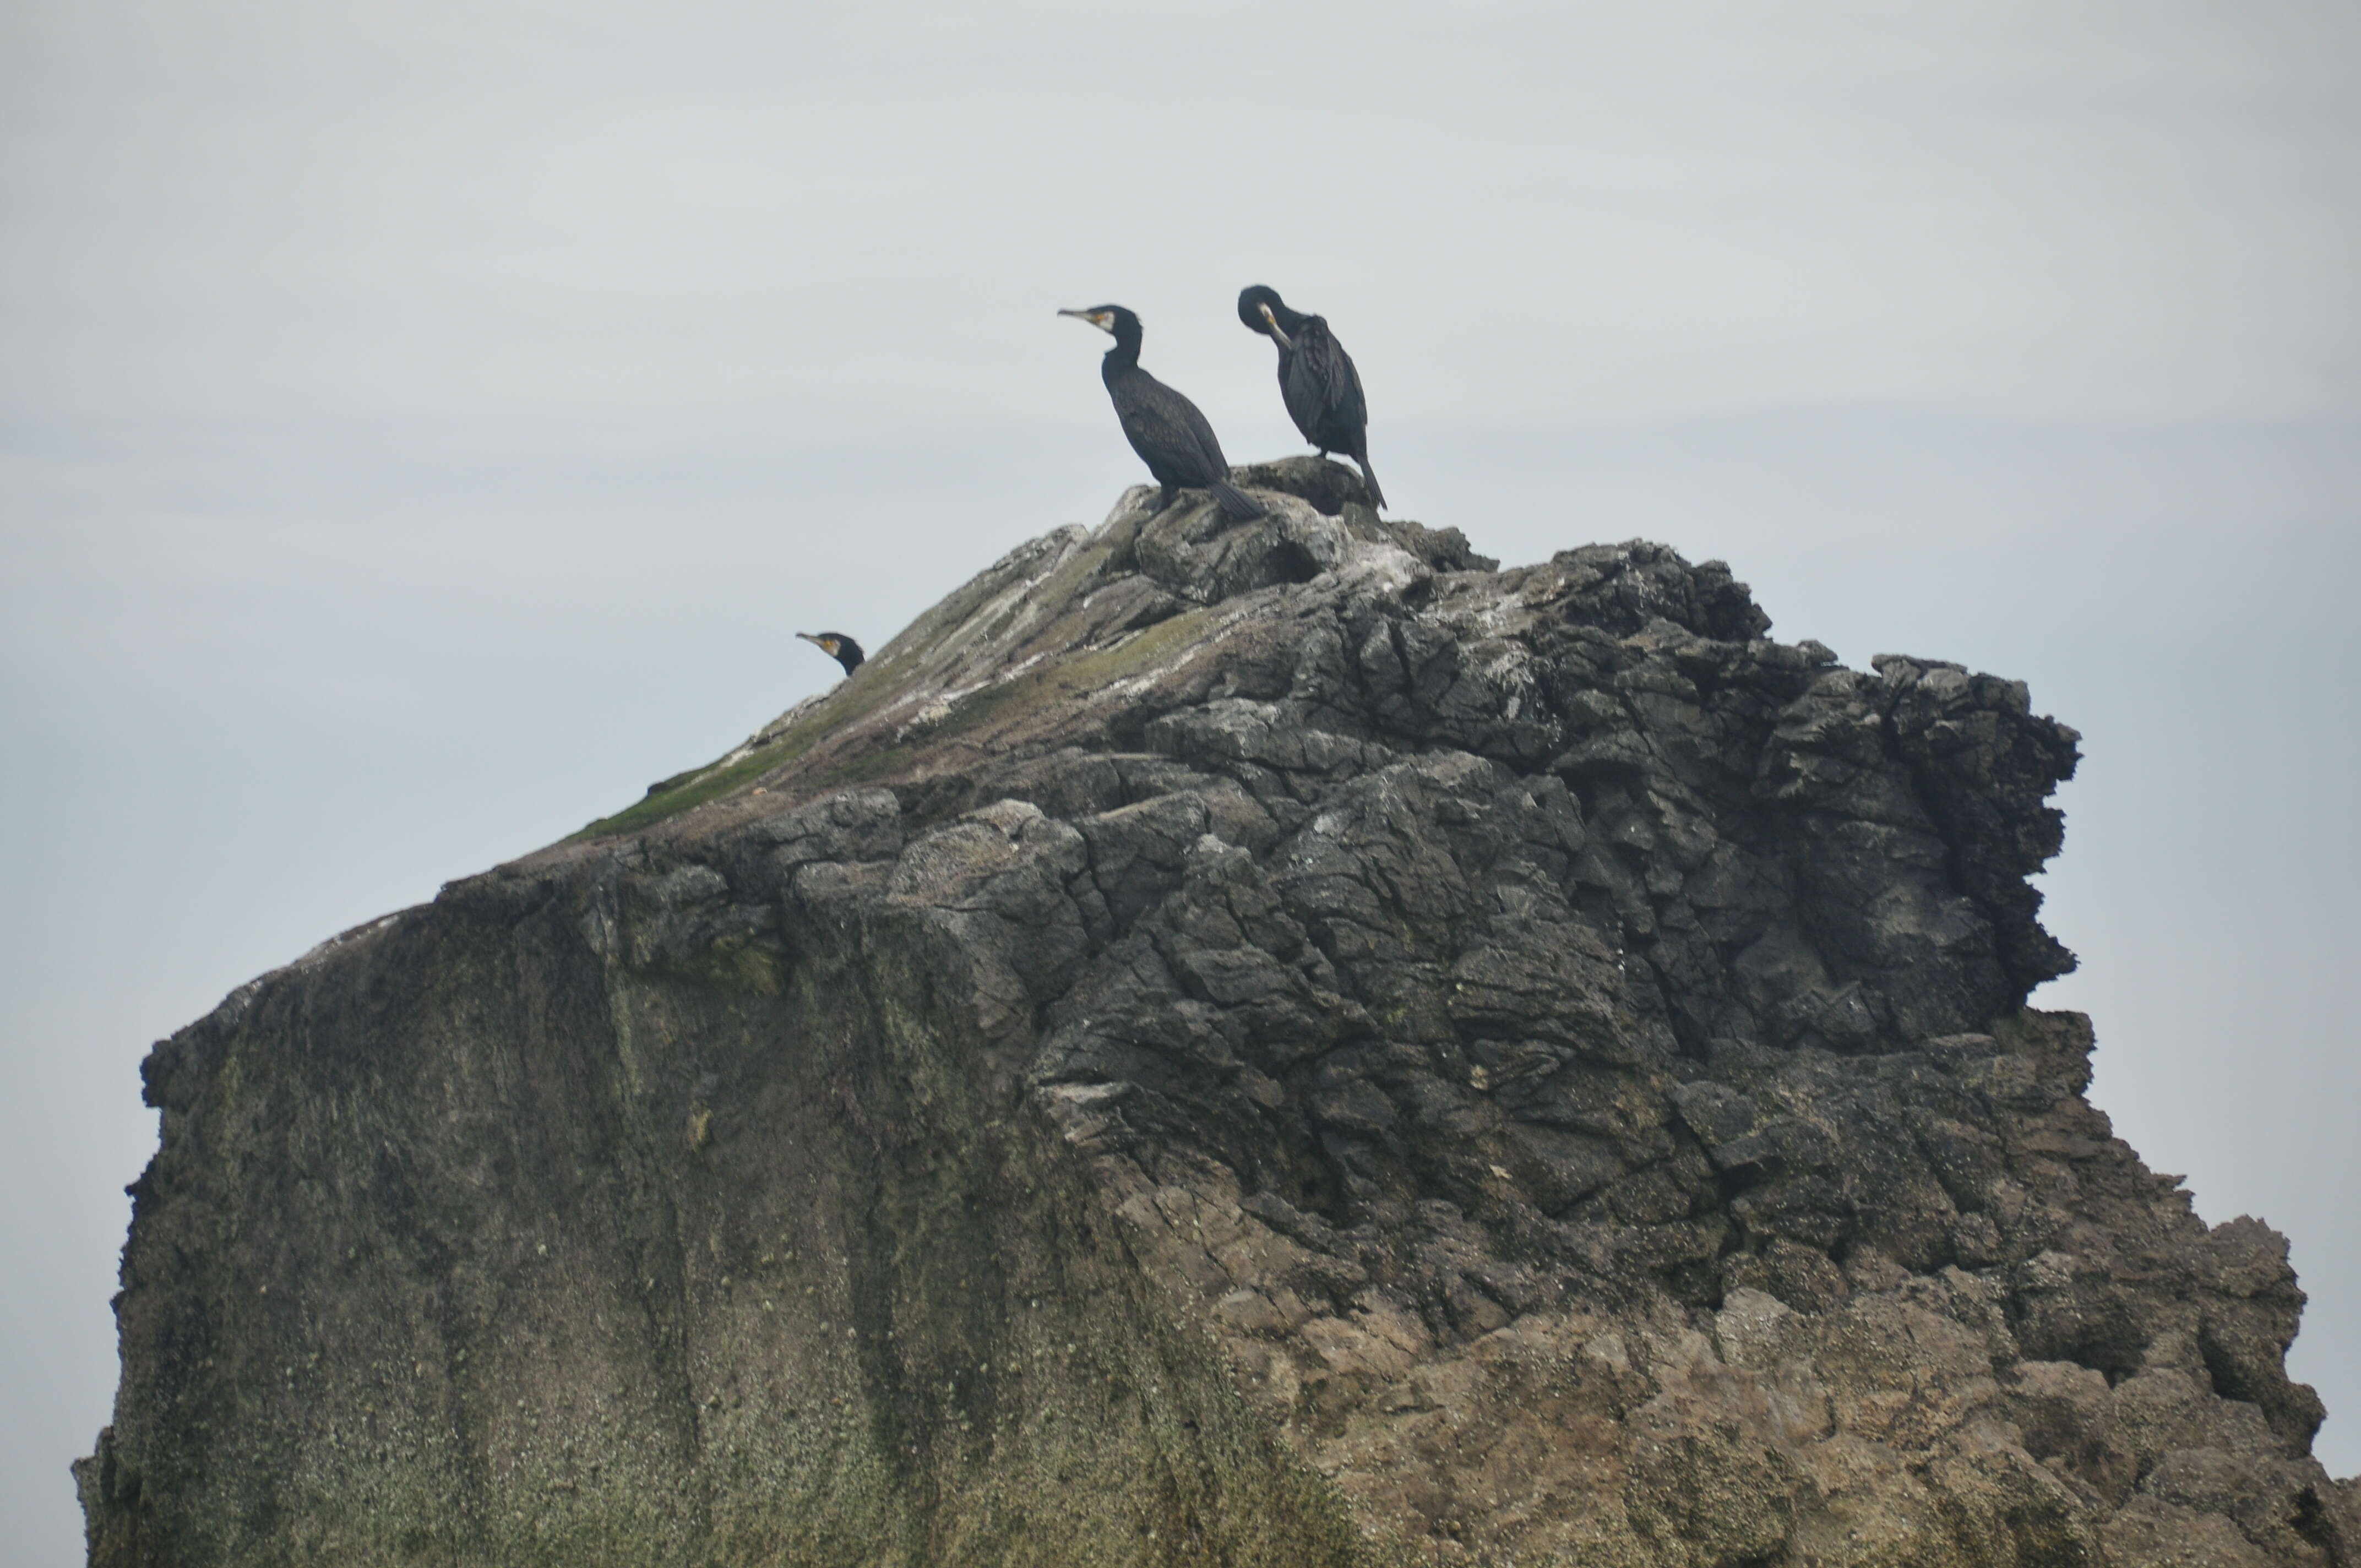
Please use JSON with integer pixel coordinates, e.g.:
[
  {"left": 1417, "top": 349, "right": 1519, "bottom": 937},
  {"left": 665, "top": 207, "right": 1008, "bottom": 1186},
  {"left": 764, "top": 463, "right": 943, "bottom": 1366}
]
[
  {"left": 1236, "top": 284, "right": 1301, "bottom": 347},
  {"left": 796, "top": 631, "right": 864, "bottom": 676}
]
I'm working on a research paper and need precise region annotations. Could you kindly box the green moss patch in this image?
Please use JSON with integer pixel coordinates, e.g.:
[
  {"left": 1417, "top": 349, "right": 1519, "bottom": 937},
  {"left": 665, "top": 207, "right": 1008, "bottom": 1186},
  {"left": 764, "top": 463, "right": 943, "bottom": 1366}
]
[
  {"left": 569, "top": 569, "right": 1209, "bottom": 844},
  {"left": 571, "top": 738, "right": 810, "bottom": 841}
]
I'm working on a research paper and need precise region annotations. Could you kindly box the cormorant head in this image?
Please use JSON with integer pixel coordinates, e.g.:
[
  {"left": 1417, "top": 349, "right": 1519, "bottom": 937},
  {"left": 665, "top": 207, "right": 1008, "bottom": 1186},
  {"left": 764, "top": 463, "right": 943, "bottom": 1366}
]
[
  {"left": 1237, "top": 284, "right": 1297, "bottom": 347},
  {"left": 1058, "top": 304, "right": 1141, "bottom": 350},
  {"left": 796, "top": 631, "right": 865, "bottom": 676}
]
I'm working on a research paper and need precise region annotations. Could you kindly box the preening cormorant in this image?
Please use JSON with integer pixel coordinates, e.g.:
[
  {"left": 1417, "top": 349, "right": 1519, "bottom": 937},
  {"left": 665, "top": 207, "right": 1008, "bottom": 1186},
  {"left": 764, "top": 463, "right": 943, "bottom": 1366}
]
[
  {"left": 1059, "top": 305, "right": 1265, "bottom": 521},
  {"left": 796, "top": 631, "right": 864, "bottom": 676},
  {"left": 1237, "top": 285, "right": 1384, "bottom": 510}
]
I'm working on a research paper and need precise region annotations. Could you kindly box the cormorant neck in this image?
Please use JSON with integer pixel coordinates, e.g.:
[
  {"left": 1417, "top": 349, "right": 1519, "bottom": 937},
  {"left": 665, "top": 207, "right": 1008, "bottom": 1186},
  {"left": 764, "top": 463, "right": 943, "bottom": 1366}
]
[{"left": 1103, "top": 320, "right": 1143, "bottom": 366}]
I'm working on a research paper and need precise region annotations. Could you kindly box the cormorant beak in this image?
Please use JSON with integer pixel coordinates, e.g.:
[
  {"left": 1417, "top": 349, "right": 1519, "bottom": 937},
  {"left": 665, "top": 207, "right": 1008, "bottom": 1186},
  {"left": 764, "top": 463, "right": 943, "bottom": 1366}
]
[
  {"left": 796, "top": 631, "right": 833, "bottom": 654},
  {"left": 1058, "top": 307, "right": 1115, "bottom": 336},
  {"left": 1258, "top": 303, "right": 1293, "bottom": 349}
]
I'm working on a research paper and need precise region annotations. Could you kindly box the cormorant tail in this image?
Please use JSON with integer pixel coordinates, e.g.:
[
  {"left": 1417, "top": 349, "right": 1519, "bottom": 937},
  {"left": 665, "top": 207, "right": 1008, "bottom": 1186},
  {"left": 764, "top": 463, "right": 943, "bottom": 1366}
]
[
  {"left": 1354, "top": 456, "right": 1386, "bottom": 511},
  {"left": 1213, "top": 480, "right": 1267, "bottom": 521}
]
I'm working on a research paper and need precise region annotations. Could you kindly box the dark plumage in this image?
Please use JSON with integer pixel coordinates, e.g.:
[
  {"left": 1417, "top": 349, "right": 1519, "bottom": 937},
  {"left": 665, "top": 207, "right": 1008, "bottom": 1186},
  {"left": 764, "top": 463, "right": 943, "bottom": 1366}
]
[
  {"left": 1237, "top": 285, "right": 1384, "bottom": 510},
  {"left": 1059, "top": 305, "right": 1265, "bottom": 521},
  {"left": 796, "top": 631, "right": 864, "bottom": 676}
]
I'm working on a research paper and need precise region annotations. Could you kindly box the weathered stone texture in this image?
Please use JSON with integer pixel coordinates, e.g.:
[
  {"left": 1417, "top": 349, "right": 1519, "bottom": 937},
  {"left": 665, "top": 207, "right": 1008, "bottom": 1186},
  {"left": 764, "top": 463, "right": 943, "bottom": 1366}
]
[{"left": 83, "top": 459, "right": 2357, "bottom": 1565}]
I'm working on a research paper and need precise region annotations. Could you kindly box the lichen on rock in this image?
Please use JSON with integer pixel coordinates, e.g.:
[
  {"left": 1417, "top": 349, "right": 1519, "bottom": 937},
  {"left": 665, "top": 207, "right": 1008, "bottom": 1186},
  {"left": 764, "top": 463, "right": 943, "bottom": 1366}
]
[{"left": 81, "top": 458, "right": 2360, "bottom": 1565}]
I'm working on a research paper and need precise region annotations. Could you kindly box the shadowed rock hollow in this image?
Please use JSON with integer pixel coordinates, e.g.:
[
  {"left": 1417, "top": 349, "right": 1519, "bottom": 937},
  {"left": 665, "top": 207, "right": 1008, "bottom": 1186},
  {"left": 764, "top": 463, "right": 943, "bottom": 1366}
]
[{"left": 81, "top": 459, "right": 2359, "bottom": 1565}]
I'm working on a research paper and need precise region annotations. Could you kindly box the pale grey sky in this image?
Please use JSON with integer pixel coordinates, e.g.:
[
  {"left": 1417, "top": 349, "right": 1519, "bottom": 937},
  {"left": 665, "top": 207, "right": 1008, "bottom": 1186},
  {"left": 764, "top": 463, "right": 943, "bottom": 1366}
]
[{"left": 4, "top": 3, "right": 2357, "bottom": 1561}]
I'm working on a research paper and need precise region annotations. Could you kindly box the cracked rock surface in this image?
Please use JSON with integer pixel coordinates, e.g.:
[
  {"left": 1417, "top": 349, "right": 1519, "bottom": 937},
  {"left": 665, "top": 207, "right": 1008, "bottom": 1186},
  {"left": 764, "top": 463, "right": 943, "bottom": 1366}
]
[{"left": 83, "top": 459, "right": 2357, "bottom": 1565}]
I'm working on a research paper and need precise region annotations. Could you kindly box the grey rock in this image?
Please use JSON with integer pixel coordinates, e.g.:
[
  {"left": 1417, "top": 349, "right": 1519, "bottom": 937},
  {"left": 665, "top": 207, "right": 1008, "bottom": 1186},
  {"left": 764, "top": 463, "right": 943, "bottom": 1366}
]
[{"left": 80, "top": 488, "right": 2343, "bottom": 1568}]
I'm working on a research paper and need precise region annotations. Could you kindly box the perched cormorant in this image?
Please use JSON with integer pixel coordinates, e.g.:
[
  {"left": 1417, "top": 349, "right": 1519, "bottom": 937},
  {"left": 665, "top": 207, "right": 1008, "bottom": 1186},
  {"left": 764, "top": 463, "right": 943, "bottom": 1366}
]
[
  {"left": 1059, "top": 305, "right": 1265, "bottom": 521},
  {"left": 796, "top": 631, "right": 864, "bottom": 676},
  {"left": 1236, "top": 285, "right": 1384, "bottom": 510}
]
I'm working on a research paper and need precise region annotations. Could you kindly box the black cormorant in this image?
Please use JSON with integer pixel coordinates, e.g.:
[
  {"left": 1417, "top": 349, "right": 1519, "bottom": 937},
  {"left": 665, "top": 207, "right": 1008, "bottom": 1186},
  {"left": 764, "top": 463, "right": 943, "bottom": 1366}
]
[
  {"left": 796, "top": 631, "right": 864, "bottom": 676},
  {"left": 1059, "top": 305, "right": 1265, "bottom": 521},
  {"left": 1237, "top": 285, "right": 1384, "bottom": 510}
]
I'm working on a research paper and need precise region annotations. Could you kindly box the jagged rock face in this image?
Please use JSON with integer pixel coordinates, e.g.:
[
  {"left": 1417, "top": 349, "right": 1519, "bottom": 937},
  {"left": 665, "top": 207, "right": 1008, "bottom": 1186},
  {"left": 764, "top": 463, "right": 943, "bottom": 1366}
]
[{"left": 82, "top": 459, "right": 2358, "bottom": 1566}]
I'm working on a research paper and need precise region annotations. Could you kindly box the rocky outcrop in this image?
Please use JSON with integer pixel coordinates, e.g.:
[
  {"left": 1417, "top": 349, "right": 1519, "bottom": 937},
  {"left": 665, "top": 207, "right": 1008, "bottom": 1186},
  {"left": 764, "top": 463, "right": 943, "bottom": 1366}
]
[{"left": 81, "top": 459, "right": 2358, "bottom": 1565}]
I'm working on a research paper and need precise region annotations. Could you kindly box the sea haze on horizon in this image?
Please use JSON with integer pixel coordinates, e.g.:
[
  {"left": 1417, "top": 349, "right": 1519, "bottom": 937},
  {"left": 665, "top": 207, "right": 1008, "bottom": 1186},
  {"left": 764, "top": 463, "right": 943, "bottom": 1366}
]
[{"left": 4, "top": 2, "right": 2357, "bottom": 1560}]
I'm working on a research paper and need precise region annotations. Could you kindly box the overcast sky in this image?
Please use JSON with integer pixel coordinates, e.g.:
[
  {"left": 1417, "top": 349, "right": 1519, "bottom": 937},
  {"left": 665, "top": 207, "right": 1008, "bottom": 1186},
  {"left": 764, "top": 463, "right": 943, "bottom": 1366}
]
[{"left": 4, "top": 3, "right": 2357, "bottom": 1560}]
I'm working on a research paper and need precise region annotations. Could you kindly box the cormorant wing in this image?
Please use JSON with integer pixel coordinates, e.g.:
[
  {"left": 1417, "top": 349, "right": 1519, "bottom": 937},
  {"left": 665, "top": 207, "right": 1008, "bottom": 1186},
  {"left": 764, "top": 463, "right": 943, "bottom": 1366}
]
[
  {"left": 1284, "top": 315, "right": 1367, "bottom": 437},
  {"left": 1117, "top": 374, "right": 1230, "bottom": 480}
]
